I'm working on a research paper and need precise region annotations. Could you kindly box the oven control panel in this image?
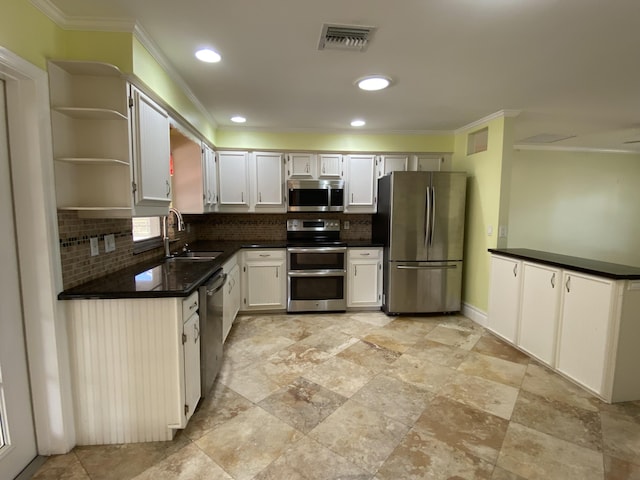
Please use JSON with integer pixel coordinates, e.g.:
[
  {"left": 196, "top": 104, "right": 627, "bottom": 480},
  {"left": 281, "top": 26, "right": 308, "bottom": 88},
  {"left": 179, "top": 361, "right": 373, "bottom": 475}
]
[{"left": 287, "top": 219, "right": 340, "bottom": 232}]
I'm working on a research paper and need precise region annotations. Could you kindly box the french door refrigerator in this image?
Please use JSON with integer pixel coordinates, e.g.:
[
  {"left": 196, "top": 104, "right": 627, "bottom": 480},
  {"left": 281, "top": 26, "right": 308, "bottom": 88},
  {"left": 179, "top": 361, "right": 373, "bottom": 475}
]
[{"left": 373, "top": 171, "right": 467, "bottom": 314}]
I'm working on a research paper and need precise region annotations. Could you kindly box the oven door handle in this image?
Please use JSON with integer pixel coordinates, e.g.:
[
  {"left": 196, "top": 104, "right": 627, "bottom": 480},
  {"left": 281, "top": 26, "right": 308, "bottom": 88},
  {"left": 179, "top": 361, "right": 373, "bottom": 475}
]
[
  {"left": 287, "top": 247, "right": 347, "bottom": 253},
  {"left": 288, "top": 270, "right": 346, "bottom": 277}
]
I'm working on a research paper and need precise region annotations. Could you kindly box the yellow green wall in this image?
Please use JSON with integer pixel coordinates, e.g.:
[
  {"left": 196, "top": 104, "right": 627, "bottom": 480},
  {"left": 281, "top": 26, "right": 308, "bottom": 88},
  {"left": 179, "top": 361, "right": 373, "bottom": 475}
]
[
  {"left": 216, "top": 130, "right": 453, "bottom": 153},
  {"left": 508, "top": 149, "right": 640, "bottom": 267},
  {"left": 451, "top": 116, "right": 512, "bottom": 313}
]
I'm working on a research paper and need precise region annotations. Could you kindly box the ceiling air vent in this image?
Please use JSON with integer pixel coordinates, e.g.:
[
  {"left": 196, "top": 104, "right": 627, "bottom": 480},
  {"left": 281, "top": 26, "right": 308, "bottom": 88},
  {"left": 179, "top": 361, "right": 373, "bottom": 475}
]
[{"left": 318, "top": 24, "right": 376, "bottom": 52}]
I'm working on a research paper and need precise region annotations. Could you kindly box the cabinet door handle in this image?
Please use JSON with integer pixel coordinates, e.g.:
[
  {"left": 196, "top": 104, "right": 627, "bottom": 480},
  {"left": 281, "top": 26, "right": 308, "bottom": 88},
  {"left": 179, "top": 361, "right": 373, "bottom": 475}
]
[
  {"left": 354, "top": 265, "right": 357, "bottom": 276},
  {"left": 276, "top": 267, "right": 278, "bottom": 278},
  {"left": 351, "top": 193, "right": 354, "bottom": 203},
  {"left": 259, "top": 192, "right": 262, "bottom": 202},
  {"left": 360, "top": 253, "right": 371, "bottom": 256},
  {"left": 241, "top": 191, "right": 244, "bottom": 203},
  {"left": 194, "top": 323, "right": 200, "bottom": 342},
  {"left": 513, "top": 264, "right": 517, "bottom": 277},
  {"left": 259, "top": 254, "right": 270, "bottom": 257},
  {"left": 189, "top": 301, "right": 197, "bottom": 311},
  {"left": 322, "top": 164, "right": 326, "bottom": 174},
  {"left": 306, "top": 163, "right": 310, "bottom": 173},
  {"left": 566, "top": 276, "right": 571, "bottom": 293},
  {"left": 550, "top": 272, "right": 556, "bottom": 288},
  {"left": 166, "top": 180, "right": 171, "bottom": 197}
]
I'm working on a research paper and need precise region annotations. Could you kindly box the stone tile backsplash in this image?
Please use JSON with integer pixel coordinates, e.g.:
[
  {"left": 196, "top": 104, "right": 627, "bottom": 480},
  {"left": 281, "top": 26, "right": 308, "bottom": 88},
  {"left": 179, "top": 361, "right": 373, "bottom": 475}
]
[{"left": 59, "top": 211, "right": 372, "bottom": 289}]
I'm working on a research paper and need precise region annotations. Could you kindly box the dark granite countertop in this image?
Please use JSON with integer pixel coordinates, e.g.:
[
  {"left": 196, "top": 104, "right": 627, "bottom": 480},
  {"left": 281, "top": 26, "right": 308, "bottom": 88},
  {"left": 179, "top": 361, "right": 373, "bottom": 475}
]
[
  {"left": 59, "top": 239, "right": 383, "bottom": 300},
  {"left": 488, "top": 248, "right": 640, "bottom": 280}
]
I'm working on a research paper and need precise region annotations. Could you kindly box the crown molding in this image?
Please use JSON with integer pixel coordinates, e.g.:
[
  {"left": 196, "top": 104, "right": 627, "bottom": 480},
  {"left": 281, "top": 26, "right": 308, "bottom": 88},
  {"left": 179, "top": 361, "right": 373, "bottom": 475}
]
[
  {"left": 455, "top": 110, "right": 521, "bottom": 135},
  {"left": 513, "top": 144, "right": 640, "bottom": 155},
  {"left": 216, "top": 125, "right": 454, "bottom": 136}
]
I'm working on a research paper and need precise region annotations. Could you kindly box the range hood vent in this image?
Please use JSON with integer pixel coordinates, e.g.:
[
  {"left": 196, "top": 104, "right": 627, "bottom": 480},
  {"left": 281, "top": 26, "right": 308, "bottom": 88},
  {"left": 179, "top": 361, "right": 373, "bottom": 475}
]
[{"left": 318, "top": 24, "right": 376, "bottom": 52}]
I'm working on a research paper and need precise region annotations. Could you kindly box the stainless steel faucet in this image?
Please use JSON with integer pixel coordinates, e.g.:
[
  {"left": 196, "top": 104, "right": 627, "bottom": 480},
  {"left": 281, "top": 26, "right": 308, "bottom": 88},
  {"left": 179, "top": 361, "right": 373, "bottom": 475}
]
[{"left": 163, "top": 207, "right": 185, "bottom": 257}]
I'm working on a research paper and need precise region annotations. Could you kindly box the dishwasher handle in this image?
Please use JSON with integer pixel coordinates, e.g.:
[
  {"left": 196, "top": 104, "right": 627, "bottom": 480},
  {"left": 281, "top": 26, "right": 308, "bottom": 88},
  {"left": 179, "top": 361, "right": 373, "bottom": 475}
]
[{"left": 206, "top": 273, "right": 228, "bottom": 296}]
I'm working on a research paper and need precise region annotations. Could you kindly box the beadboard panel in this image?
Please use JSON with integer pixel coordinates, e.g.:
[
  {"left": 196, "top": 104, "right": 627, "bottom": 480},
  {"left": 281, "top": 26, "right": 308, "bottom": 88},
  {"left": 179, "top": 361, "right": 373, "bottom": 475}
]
[{"left": 66, "top": 298, "right": 183, "bottom": 444}]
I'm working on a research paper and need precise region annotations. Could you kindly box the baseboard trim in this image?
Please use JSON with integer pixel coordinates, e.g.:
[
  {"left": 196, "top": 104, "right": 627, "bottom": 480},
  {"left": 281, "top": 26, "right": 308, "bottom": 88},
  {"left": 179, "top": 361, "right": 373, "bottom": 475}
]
[{"left": 462, "top": 302, "right": 487, "bottom": 327}]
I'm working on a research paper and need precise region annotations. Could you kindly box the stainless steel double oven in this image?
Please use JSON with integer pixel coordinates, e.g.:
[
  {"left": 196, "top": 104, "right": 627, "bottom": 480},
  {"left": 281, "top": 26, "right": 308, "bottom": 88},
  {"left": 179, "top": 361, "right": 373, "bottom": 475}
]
[{"left": 286, "top": 219, "right": 346, "bottom": 312}]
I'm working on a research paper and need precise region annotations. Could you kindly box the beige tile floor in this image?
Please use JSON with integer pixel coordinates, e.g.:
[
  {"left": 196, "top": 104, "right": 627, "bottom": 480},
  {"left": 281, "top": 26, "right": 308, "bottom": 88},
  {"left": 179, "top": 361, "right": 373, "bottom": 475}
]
[{"left": 32, "top": 312, "right": 640, "bottom": 480}]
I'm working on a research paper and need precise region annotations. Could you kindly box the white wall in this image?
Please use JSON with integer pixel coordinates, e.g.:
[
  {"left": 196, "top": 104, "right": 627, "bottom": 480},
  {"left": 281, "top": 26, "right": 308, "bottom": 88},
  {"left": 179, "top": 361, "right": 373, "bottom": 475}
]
[{"left": 507, "top": 148, "right": 640, "bottom": 267}]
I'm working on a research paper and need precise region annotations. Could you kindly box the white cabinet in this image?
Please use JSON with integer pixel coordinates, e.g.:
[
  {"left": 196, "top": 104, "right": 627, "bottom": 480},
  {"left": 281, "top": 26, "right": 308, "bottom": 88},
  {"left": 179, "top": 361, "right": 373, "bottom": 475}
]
[
  {"left": 487, "top": 255, "right": 522, "bottom": 343},
  {"left": 65, "top": 292, "right": 201, "bottom": 444},
  {"left": 556, "top": 271, "right": 615, "bottom": 395},
  {"left": 130, "top": 85, "right": 171, "bottom": 208},
  {"left": 286, "top": 153, "right": 316, "bottom": 178},
  {"left": 222, "top": 254, "right": 241, "bottom": 342},
  {"left": 218, "top": 151, "right": 249, "bottom": 209},
  {"left": 376, "top": 155, "right": 408, "bottom": 178},
  {"left": 345, "top": 154, "right": 377, "bottom": 213},
  {"left": 252, "top": 151, "right": 285, "bottom": 211},
  {"left": 203, "top": 144, "right": 218, "bottom": 211},
  {"left": 347, "top": 248, "right": 382, "bottom": 309},
  {"left": 241, "top": 249, "right": 286, "bottom": 311},
  {"left": 518, "top": 262, "right": 561, "bottom": 365},
  {"left": 318, "top": 154, "right": 343, "bottom": 178},
  {"left": 48, "top": 60, "right": 170, "bottom": 217},
  {"left": 411, "top": 154, "right": 444, "bottom": 172}
]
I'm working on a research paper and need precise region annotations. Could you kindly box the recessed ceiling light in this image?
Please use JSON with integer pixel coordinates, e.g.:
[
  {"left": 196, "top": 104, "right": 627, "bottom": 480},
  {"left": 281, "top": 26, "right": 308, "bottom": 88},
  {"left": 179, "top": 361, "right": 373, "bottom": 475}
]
[
  {"left": 231, "top": 116, "right": 247, "bottom": 123},
  {"left": 356, "top": 75, "right": 391, "bottom": 91},
  {"left": 195, "top": 48, "right": 221, "bottom": 63},
  {"left": 351, "top": 119, "right": 366, "bottom": 127}
]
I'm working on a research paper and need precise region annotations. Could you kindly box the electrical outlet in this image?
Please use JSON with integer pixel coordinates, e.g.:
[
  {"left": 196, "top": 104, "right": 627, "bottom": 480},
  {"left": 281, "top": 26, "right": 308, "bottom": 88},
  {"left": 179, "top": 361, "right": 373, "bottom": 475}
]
[
  {"left": 487, "top": 225, "right": 493, "bottom": 236},
  {"left": 498, "top": 225, "right": 508, "bottom": 238},
  {"left": 90, "top": 237, "right": 99, "bottom": 256},
  {"left": 104, "top": 234, "right": 116, "bottom": 253},
  {"left": 343, "top": 221, "right": 350, "bottom": 230}
]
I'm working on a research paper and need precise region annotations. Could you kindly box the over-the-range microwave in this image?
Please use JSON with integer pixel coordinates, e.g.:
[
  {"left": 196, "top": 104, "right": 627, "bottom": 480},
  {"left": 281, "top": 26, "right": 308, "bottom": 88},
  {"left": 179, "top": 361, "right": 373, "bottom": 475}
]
[{"left": 287, "top": 179, "right": 345, "bottom": 212}]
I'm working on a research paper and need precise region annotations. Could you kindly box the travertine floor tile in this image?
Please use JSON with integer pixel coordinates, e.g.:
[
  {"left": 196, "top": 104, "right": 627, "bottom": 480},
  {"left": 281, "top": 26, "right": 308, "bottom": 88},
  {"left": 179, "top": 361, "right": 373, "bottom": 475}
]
[
  {"left": 195, "top": 406, "right": 302, "bottom": 480},
  {"left": 303, "top": 355, "right": 377, "bottom": 397},
  {"left": 511, "top": 389, "right": 603, "bottom": 451},
  {"left": 457, "top": 351, "right": 528, "bottom": 388},
  {"left": 406, "top": 339, "right": 470, "bottom": 368},
  {"left": 376, "top": 428, "right": 494, "bottom": 480},
  {"left": 218, "top": 361, "right": 282, "bottom": 403},
  {"left": 296, "top": 328, "right": 359, "bottom": 356},
  {"left": 350, "top": 374, "right": 434, "bottom": 426},
  {"left": 472, "top": 334, "right": 530, "bottom": 365},
  {"left": 309, "top": 399, "right": 410, "bottom": 474},
  {"left": 261, "top": 343, "right": 332, "bottom": 385},
  {"left": 440, "top": 371, "right": 520, "bottom": 420},
  {"left": 497, "top": 423, "right": 604, "bottom": 480},
  {"left": 131, "top": 444, "right": 232, "bottom": 480},
  {"left": 424, "top": 324, "right": 481, "bottom": 350},
  {"left": 601, "top": 409, "right": 640, "bottom": 465},
  {"left": 414, "top": 395, "right": 509, "bottom": 464},
  {"left": 222, "top": 334, "right": 296, "bottom": 371},
  {"left": 32, "top": 452, "right": 90, "bottom": 480},
  {"left": 337, "top": 339, "right": 401, "bottom": 372},
  {"left": 604, "top": 455, "right": 640, "bottom": 480},
  {"left": 253, "top": 436, "right": 371, "bottom": 480},
  {"left": 491, "top": 466, "right": 527, "bottom": 479},
  {"left": 386, "top": 353, "right": 456, "bottom": 393},
  {"left": 258, "top": 377, "right": 347, "bottom": 433}
]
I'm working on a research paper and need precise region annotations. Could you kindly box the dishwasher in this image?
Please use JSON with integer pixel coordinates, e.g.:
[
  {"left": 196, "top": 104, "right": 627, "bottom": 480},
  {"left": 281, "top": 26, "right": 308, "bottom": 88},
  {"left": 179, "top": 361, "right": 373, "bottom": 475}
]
[{"left": 199, "top": 268, "right": 227, "bottom": 397}]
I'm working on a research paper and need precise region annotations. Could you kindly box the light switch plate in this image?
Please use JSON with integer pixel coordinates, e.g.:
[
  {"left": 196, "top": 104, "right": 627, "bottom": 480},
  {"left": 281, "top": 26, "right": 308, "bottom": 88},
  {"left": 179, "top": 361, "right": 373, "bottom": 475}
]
[
  {"left": 90, "top": 237, "right": 99, "bottom": 256},
  {"left": 343, "top": 221, "right": 350, "bottom": 230},
  {"left": 104, "top": 234, "right": 116, "bottom": 253},
  {"left": 498, "top": 225, "right": 508, "bottom": 238}
]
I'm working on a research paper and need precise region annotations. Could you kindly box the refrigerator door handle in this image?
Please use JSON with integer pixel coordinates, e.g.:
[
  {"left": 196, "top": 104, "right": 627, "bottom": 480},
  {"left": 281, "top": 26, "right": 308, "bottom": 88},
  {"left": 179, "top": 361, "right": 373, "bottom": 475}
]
[
  {"left": 424, "top": 187, "right": 431, "bottom": 249},
  {"left": 429, "top": 186, "right": 436, "bottom": 246},
  {"left": 397, "top": 264, "right": 458, "bottom": 270}
]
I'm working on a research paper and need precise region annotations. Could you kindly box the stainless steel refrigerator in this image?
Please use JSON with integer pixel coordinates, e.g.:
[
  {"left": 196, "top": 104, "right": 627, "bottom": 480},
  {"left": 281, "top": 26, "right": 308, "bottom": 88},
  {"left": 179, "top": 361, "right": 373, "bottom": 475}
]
[{"left": 373, "top": 171, "right": 467, "bottom": 314}]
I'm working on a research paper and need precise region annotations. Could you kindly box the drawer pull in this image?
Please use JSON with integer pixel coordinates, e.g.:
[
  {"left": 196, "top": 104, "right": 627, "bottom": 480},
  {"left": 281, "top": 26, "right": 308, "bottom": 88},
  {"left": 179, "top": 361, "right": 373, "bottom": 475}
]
[
  {"left": 550, "top": 272, "right": 556, "bottom": 288},
  {"left": 360, "top": 253, "right": 371, "bottom": 256},
  {"left": 259, "top": 254, "right": 270, "bottom": 257},
  {"left": 513, "top": 264, "right": 518, "bottom": 277}
]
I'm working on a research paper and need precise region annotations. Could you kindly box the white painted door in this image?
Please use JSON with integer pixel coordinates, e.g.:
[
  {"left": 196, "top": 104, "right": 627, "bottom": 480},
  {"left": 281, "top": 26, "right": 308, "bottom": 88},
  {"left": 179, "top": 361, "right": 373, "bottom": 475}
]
[
  {"left": 203, "top": 144, "right": 217, "bottom": 209},
  {"left": 318, "top": 154, "right": 343, "bottom": 178},
  {"left": 413, "top": 155, "right": 443, "bottom": 172},
  {"left": 518, "top": 262, "right": 561, "bottom": 365},
  {"left": 254, "top": 152, "right": 284, "bottom": 207},
  {"left": 0, "top": 79, "right": 37, "bottom": 480},
  {"left": 348, "top": 259, "right": 381, "bottom": 307},
  {"left": 377, "top": 155, "right": 408, "bottom": 178},
  {"left": 243, "top": 261, "right": 285, "bottom": 309},
  {"left": 487, "top": 255, "right": 522, "bottom": 343},
  {"left": 286, "top": 153, "right": 315, "bottom": 178},
  {"left": 183, "top": 313, "right": 201, "bottom": 423},
  {"left": 346, "top": 154, "right": 376, "bottom": 211},
  {"left": 218, "top": 151, "right": 249, "bottom": 207}
]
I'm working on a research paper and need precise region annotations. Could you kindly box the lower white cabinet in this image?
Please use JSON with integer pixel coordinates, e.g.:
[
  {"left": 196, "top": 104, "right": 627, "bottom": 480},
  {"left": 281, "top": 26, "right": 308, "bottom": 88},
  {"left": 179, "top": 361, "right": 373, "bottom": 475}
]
[
  {"left": 222, "top": 253, "right": 241, "bottom": 341},
  {"left": 518, "top": 262, "right": 561, "bottom": 365},
  {"left": 488, "top": 253, "right": 640, "bottom": 402},
  {"left": 487, "top": 255, "right": 522, "bottom": 343},
  {"left": 347, "top": 248, "right": 382, "bottom": 309},
  {"left": 556, "top": 271, "right": 615, "bottom": 395},
  {"left": 241, "top": 249, "right": 286, "bottom": 311},
  {"left": 64, "top": 293, "right": 201, "bottom": 444}
]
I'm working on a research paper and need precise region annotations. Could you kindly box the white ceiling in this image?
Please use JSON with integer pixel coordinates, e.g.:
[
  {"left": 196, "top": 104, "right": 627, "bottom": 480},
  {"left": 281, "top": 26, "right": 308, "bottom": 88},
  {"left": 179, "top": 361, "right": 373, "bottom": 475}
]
[{"left": 41, "top": 0, "right": 640, "bottom": 151}]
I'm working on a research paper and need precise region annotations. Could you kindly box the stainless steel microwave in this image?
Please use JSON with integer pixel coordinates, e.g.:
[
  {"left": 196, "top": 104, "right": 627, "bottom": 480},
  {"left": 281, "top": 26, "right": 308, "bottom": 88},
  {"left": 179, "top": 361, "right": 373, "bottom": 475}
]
[{"left": 287, "top": 179, "right": 345, "bottom": 212}]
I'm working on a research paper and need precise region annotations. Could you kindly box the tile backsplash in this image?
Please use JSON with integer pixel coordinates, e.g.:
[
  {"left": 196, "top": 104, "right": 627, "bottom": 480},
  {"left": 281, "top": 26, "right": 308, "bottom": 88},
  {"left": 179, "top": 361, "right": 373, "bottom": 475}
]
[{"left": 59, "top": 211, "right": 372, "bottom": 289}]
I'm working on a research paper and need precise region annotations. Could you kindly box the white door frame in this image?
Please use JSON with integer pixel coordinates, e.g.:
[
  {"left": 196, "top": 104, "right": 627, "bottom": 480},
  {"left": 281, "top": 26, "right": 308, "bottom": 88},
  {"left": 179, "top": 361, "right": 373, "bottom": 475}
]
[{"left": 0, "top": 47, "right": 75, "bottom": 454}]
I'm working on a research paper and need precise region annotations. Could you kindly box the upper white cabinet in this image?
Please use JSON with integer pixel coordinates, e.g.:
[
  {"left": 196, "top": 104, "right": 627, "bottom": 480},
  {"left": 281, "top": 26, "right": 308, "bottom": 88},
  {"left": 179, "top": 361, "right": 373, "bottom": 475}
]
[
  {"left": 487, "top": 255, "right": 522, "bottom": 343},
  {"left": 286, "top": 153, "right": 316, "bottom": 178},
  {"left": 345, "top": 154, "right": 377, "bottom": 213},
  {"left": 347, "top": 248, "right": 383, "bottom": 309},
  {"left": 318, "top": 154, "right": 344, "bottom": 178},
  {"left": 218, "top": 151, "right": 250, "bottom": 210},
  {"left": 411, "top": 154, "right": 444, "bottom": 172},
  {"left": 251, "top": 151, "right": 286, "bottom": 211},
  {"left": 518, "top": 262, "right": 561, "bottom": 365},
  {"left": 203, "top": 144, "right": 218, "bottom": 211},
  {"left": 376, "top": 155, "right": 408, "bottom": 178},
  {"left": 48, "top": 60, "right": 170, "bottom": 217},
  {"left": 129, "top": 85, "right": 171, "bottom": 208}
]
